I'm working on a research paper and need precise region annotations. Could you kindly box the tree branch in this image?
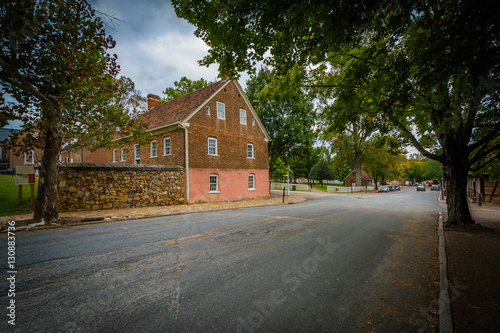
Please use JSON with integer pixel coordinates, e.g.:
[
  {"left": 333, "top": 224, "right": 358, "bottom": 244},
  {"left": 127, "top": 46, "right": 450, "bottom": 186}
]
[
  {"left": 0, "top": 58, "right": 56, "bottom": 110},
  {"left": 392, "top": 117, "right": 442, "bottom": 161}
]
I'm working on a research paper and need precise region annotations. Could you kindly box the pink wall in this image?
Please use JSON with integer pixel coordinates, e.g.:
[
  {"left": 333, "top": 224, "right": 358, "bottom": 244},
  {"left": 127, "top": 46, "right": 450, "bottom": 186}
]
[{"left": 189, "top": 168, "right": 269, "bottom": 203}]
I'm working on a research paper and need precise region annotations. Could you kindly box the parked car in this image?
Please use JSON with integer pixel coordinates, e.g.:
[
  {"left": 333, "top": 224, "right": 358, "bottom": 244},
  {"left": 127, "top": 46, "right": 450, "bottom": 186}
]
[
  {"left": 0, "top": 168, "right": 15, "bottom": 175},
  {"left": 431, "top": 184, "right": 440, "bottom": 191},
  {"left": 378, "top": 185, "right": 390, "bottom": 193},
  {"left": 394, "top": 185, "right": 401, "bottom": 190},
  {"left": 416, "top": 185, "right": 425, "bottom": 191},
  {"left": 388, "top": 185, "right": 396, "bottom": 191}
]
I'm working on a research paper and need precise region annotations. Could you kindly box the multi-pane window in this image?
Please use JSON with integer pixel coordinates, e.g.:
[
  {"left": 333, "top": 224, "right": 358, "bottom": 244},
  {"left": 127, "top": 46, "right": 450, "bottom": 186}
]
[
  {"left": 150, "top": 140, "right": 157, "bottom": 158},
  {"left": 25, "top": 150, "right": 34, "bottom": 164},
  {"left": 249, "top": 174, "right": 255, "bottom": 190},
  {"left": 240, "top": 109, "right": 247, "bottom": 125},
  {"left": 208, "top": 138, "right": 218, "bottom": 156},
  {"left": 112, "top": 149, "right": 117, "bottom": 163},
  {"left": 247, "top": 143, "right": 254, "bottom": 159},
  {"left": 134, "top": 144, "right": 140, "bottom": 164},
  {"left": 209, "top": 175, "right": 219, "bottom": 193},
  {"left": 164, "top": 137, "right": 171, "bottom": 156},
  {"left": 121, "top": 147, "right": 126, "bottom": 162},
  {"left": 217, "top": 102, "right": 225, "bottom": 119}
]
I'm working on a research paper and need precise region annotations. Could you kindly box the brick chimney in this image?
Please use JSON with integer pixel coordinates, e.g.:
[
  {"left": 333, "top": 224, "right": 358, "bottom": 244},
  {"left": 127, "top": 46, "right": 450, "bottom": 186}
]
[{"left": 147, "top": 94, "right": 160, "bottom": 110}]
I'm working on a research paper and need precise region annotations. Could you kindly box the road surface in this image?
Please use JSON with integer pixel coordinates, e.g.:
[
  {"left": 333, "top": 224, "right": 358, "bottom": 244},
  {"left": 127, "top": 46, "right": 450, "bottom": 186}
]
[{"left": 1, "top": 187, "right": 444, "bottom": 332}]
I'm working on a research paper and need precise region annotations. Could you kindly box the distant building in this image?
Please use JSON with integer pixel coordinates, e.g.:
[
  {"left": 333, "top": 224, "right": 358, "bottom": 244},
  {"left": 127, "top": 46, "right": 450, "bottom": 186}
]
[{"left": 343, "top": 169, "right": 374, "bottom": 186}]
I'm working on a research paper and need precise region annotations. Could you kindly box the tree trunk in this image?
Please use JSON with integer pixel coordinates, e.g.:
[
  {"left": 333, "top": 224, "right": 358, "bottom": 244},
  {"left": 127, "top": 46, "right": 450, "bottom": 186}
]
[
  {"left": 33, "top": 105, "right": 63, "bottom": 224},
  {"left": 354, "top": 150, "right": 362, "bottom": 186},
  {"left": 443, "top": 160, "right": 474, "bottom": 226}
]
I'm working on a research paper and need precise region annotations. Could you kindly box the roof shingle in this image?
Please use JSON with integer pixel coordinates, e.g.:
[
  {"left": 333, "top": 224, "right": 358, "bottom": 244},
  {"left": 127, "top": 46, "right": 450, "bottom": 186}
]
[{"left": 140, "top": 80, "right": 227, "bottom": 130}]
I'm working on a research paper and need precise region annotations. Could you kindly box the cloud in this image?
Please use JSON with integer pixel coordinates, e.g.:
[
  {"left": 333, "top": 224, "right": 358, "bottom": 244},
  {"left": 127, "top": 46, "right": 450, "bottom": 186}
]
[{"left": 94, "top": 0, "right": 229, "bottom": 97}]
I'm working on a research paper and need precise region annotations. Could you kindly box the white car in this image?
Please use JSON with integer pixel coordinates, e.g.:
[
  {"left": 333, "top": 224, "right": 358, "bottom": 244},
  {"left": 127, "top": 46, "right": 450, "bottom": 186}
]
[{"left": 378, "top": 185, "right": 390, "bottom": 193}]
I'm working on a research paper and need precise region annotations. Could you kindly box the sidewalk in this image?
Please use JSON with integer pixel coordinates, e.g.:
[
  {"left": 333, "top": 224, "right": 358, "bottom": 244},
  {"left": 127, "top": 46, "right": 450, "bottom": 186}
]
[
  {"left": 0, "top": 190, "right": 306, "bottom": 231},
  {"left": 443, "top": 202, "right": 500, "bottom": 332}
]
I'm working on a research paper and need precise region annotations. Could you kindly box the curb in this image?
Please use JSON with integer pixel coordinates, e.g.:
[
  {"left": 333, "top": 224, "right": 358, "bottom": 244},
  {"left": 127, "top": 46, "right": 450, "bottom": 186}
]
[
  {"left": 1, "top": 196, "right": 307, "bottom": 233},
  {"left": 439, "top": 212, "right": 453, "bottom": 333}
]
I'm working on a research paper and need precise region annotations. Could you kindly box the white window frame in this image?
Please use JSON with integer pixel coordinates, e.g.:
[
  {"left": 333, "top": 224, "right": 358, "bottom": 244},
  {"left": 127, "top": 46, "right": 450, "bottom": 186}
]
[
  {"left": 240, "top": 109, "right": 247, "bottom": 125},
  {"left": 209, "top": 174, "right": 219, "bottom": 193},
  {"left": 150, "top": 140, "right": 157, "bottom": 158},
  {"left": 247, "top": 143, "right": 254, "bottom": 159},
  {"left": 252, "top": 119, "right": 256, "bottom": 126},
  {"left": 112, "top": 149, "right": 117, "bottom": 163},
  {"left": 208, "top": 137, "right": 218, "bottom": 156},
  {"left": 217, "top": 102, "right": 225, "bottom": 120},
  {"left": 121, "top": 147, "right": 126, "bottom": 162},
  {"left": 134, "top": 144, "right": 140, "bottom": 164},
  {"left": 248, "top": 174, "right": 256, "bottom": 191},
  {"left": 163, "top": 137, "right": 171, "bottom": 156},
  {"left": 206, "top": 105, "right": 210, "bottom": 115},
  {"left": 24, "top": 150, "right": 34, "bottom": 164}
]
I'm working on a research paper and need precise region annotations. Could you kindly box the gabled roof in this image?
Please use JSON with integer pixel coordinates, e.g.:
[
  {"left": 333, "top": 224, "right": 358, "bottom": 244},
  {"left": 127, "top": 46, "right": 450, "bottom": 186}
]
[
  {"left": 140, "top": 80, "right": 228, "bottom": 130},
  {"left": 137, "top": 79, "right": 271, "bottom": 141},
  {"left": 0, "top": 128, "right": 18, "bottom": 143},
  {"left": 343, "top": 169, "right": 373, "bottom": 181}
]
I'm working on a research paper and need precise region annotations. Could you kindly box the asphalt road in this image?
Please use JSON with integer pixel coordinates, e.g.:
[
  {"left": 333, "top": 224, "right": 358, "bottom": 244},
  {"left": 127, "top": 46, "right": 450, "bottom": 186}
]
[{"left": 1, "top": 187, "right": 444, "bottom": 332}]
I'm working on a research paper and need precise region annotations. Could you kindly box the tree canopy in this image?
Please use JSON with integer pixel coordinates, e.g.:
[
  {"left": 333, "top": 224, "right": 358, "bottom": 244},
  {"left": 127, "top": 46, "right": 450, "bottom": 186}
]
[
  {"left": 173, "top": 0, "right": 500, "bottom": 226},
  {"left": 245, "top": 66, "right": 317, "bottom": 175},
  {"left": 160, "top": 76, "right": 212, "bottom": 103},
  {"left": 0, "top": 0, "right": 147, "bottom": 223}
]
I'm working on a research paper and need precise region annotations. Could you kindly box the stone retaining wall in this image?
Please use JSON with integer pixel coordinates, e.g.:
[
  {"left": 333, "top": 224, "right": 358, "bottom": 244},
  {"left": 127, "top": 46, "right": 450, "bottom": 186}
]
[{"left": 58, "top": 163, "right": 185, "bottom": 211}]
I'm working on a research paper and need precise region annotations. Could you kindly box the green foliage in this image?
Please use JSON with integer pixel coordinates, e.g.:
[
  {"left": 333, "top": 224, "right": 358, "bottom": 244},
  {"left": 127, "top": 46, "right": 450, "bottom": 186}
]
[
  {"left": 160, "top": 76, "right": 212, "bottom": 103},
  {"left": 173, "top": 0, "right": 500, "bottom": 224},
  {"left": 363, "top": 139, "right": 403, "bottom": 185},
  {"left": 309, "top": 159, "right": 335, "bottom": 187},
  {"left": 423, "top": 159, "right": 444, "bottom": 180},
  {"left": 270, "top": 157, "right": 293, "bottom": 182},
  {"left": 0, "top": 0, "right": 148, "bottom": 153},
  {"left": 0, "top": 0, "right": 149, "bottom": 222},
  {"left": 245, "top": 66, "right": 317, "bottom": 174}
]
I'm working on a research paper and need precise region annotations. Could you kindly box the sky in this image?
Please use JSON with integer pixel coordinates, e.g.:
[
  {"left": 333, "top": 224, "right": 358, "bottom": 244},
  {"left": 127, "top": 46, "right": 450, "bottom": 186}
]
[{"left": 93, "top": 0, "right": 251, "bottom": 97}]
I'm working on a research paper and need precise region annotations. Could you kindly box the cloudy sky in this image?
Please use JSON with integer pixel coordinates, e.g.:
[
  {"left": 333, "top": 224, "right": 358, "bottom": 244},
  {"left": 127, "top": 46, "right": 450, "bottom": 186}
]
[{"left": 94, "top": 0, "right": 251, "bottom": 97}]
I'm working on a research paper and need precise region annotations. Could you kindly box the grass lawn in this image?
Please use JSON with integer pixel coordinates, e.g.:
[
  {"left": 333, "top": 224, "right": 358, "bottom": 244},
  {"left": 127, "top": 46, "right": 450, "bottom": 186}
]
[
  {"left": 310, "top": 183, "right": 343, "bottom": 192},
  {"left": 0, "top": 174, "right": 38, "bottom": 217}
]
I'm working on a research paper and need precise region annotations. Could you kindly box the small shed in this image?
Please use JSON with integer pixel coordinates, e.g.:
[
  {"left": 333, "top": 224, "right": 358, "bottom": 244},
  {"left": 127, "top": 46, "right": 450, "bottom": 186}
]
[{"left": 343, "top": 169, "right": 373, "bottom": 186}]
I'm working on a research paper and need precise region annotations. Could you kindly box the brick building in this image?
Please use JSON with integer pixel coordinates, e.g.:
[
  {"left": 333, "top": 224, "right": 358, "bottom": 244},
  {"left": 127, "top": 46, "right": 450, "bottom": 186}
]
[
  {"left": 0, "top": 128, "right": 43, "bottom": 171},
  {"left": 343, "top": 169, "right": 374, "bottom": 186},
  {"left": 87, "top": 78, "right": 271, "bottom": 203}
]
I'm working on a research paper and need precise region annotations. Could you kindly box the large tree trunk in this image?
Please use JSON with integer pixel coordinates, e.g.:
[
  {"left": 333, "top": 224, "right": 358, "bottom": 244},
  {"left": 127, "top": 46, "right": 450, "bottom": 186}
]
[
  {"left": 443, "top": 159, "right": 474, "bottom": 226},
  {"left": 33, "top": 106, "right": 63, "bottom": 224}
]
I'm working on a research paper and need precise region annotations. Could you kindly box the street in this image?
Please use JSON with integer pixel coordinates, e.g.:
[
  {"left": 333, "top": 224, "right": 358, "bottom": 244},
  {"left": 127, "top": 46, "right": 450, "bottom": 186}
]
[{"left": 1, "top": 187, "right": 443, "bottom": 332}]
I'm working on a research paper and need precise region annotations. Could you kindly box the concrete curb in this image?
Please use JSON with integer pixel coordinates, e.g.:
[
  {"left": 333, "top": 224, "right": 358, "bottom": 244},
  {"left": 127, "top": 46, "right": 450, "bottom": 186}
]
[
  {"left": 439, "top": 212, "right": 453, "bottom": 333},
  {"left": 1, "top": 196, "right": 307, "bottom": 233}
]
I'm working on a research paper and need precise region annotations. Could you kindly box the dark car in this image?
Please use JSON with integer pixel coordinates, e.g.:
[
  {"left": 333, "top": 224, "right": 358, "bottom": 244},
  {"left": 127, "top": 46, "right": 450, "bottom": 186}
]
[
  {"left": 0, "top": 168, "right": 15, "bottom": 175},
  {"left": 416, "top": 184, "right": 425, "bottom": 191},
  {"left": 395, "top": 185, "right": 401, "bottom": 190}
]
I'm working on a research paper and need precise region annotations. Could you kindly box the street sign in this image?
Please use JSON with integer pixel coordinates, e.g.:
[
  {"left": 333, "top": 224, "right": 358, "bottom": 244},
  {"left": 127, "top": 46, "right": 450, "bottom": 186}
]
[{"left": 15, "top": 166, "right": 36, "bottom": 185}]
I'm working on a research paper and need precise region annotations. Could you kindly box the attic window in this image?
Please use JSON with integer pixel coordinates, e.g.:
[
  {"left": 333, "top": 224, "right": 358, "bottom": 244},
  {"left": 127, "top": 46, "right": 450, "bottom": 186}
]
[
  {"left": 252, "top": 119, "right": 256, "bottom": 126},
  {"left": 206, "top": 106, "right": 210, "bottom": 115}
]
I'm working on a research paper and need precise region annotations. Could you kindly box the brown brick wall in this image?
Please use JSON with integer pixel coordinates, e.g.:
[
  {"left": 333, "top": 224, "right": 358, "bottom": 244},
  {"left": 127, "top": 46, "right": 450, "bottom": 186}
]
[{"left": 187, "top": 81, "right": 269, "bottom": 170}]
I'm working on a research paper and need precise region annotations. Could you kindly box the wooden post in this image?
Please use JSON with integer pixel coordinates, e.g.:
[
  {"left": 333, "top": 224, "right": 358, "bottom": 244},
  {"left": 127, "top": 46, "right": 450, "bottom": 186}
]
[
  {"left": 30, "top": 183, "right": 35, "bottom": 207},
  {"left": 18, "top": 185, "right": 22, "bottom": 206}
]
